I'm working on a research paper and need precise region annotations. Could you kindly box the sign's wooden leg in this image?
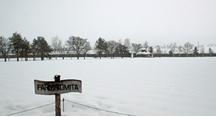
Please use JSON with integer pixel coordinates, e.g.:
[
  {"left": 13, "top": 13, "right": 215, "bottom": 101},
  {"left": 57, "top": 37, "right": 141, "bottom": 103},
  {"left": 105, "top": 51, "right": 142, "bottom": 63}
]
[
  {"left": 55, "top": 94, "right": 61, "bottom": 116},
  {"left": 55, "top": 75, "right": 61, "bottom": 116}
]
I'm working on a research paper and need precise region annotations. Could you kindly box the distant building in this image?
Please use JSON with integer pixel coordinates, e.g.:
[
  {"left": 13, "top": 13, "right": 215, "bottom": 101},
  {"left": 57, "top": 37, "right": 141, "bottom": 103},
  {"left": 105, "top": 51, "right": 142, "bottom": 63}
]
[{"left": 136, "top": 48, "right": 152, "bottom": 57}]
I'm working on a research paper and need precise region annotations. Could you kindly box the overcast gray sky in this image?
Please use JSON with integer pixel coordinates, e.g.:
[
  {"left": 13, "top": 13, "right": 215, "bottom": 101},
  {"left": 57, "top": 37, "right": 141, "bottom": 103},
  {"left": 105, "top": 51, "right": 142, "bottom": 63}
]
[{"left": 0, "top": 0, "right": 216, "bottom": 47}]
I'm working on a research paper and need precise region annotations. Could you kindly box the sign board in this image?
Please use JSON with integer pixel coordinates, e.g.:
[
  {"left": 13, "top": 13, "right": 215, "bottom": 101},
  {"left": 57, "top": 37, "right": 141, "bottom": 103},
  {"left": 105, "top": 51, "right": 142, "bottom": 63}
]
[{"left": 34, "top": 79, "right": 82, "bottom": 95}]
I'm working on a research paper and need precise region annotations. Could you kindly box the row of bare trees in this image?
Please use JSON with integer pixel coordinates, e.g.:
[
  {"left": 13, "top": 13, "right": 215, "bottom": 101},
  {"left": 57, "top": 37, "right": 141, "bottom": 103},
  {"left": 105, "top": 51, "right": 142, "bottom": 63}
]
[
  {"left": 51, "top": 36, "right": 92, "bottom": 60},
  {"left": 154, "top": 42, "right": 214, "bottom": 57}
]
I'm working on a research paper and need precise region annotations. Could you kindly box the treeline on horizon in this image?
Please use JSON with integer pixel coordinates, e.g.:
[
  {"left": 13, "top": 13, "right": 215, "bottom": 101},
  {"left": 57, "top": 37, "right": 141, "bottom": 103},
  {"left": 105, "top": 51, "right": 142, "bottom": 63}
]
[{"left": 0, "top": 32, "right": 215, "bottom": 62}]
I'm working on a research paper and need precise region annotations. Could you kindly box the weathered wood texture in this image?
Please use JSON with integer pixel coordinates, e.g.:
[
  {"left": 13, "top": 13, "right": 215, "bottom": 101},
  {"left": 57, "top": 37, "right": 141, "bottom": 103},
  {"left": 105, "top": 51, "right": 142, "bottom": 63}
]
[
  {"left": 55, "top": 93, "right": 61, "bottom": 116},
  {"left": 34, "top": 79, "right": 82, "bottom": 95},
  {"left": 55, "top": 75, "right": 61, "bottom": 116},
  {"left": 34, "top": 75, "right": 82, "bottom": 116}
]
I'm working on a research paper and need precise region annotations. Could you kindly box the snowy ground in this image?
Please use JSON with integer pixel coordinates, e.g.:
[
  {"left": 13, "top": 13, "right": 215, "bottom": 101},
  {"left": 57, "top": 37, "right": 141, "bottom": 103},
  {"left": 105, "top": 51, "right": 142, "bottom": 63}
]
[{"left": 0, "top": 57, "right": 216, "bottom": 116}]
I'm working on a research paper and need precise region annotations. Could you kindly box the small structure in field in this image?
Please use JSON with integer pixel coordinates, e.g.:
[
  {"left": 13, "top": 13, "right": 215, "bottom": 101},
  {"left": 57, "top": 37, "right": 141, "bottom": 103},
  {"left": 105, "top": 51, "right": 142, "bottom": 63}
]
[{"left": 136, "top": 48, "right": 152, "bottom": 57}]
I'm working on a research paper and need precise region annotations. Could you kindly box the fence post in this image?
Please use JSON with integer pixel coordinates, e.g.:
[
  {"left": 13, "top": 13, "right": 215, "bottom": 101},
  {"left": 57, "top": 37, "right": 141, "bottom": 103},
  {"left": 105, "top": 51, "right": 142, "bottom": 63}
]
[{"left": 55, "top": 75, "right": 61, "bottom": 116}]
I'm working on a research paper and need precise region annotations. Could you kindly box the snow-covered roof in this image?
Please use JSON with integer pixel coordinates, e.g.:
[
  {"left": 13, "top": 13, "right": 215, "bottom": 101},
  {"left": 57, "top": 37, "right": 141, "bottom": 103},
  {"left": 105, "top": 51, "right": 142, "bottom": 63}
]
[{"left": 136, "top": 48, "right": 151, "bottom": 55}]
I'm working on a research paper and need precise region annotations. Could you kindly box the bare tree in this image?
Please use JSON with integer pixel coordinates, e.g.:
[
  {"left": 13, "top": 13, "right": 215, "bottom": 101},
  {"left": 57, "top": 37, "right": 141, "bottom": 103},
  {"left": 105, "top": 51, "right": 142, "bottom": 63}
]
[
  {"left": 0, "top": 36, "right": 12, "bottom": 62},
  {"left": 118, "top": 39, "right": 123, "bottom": 45},
  {"left": 199, "top": 45, "right": 205, "bottom": 56},
  {"left": 168, "top": 43, "right": 177, "bottom": 57},
  {"left": 183, "top": 42, "right": 194, "bottom": 57},
  {"left": 51, "top": 36, "right": 62, "bottom": 59},
  {"left": 107, "top": 40, "right": 118, "bottom": 59},
  {"left": 178, "top": 45, "right": 183, "bottom": 57},
  {"left": 131, "top": 43, "right": 142, "bottom": 54},
  {"left": 60, "top": 46, "right": 68, "bottom": 60},
  {"left": 143, "top": 41, "right": 149, "bottom": 50},
  {"left": 156, "top": 45, "right": 162, "bottom": 57},
  {"left": 82, "top": 42, "right": 91, "bottom": 59},
  {"left": 61, "top": 46, "right": 66, "bottom": 60},
  {"left": 66, "top": 36, "right": 89, "bottom": 60},
  {"left": 124, "top": 38, "right": 131, "bottom": 50},
  {"left": 161, "top": 44, "right": 168, "bottom": 54}
]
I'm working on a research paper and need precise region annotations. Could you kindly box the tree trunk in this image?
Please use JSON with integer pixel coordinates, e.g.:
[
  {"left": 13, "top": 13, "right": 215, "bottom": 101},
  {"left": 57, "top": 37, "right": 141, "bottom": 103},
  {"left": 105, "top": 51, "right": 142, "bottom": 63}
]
[
  {"left": 77, "top": 53, "right": 79, "bottom": 60},
  {"left": 4, "top": 56, "right": 7, "bottom": 62},
  {"left": 83, "top": 53, "right": 86, "bottom": 60},
  {"left": 2, "top": 52, "right": 7, "bottom": 62},
  {"left": 33, "top": 52, "right": 35, "bottom": 61},
  {"left": 41, "top": 53, "right": 44, "bottom": 61},
  {"left": 16, "top": 51, "right": 19, "bottom": 61}
]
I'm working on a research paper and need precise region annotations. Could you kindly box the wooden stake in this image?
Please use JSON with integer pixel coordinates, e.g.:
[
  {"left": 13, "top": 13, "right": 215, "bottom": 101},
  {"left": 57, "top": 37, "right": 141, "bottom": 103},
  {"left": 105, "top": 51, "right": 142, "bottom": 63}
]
[{"left": 55, "top": 75, "right": 61, "bottom": 116}]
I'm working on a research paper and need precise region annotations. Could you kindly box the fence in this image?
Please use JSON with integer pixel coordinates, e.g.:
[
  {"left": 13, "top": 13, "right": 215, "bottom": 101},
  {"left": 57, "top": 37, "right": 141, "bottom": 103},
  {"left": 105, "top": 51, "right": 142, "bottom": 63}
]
[{"left": 6, "top": 98, "right": 135, "bottom": 116}]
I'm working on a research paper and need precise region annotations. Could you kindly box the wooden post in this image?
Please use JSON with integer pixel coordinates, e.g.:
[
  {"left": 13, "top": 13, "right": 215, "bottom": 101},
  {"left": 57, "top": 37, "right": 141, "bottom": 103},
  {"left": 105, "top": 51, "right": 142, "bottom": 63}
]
[{"left": 55, "top": 75, "right": 61, "bottom": 116}]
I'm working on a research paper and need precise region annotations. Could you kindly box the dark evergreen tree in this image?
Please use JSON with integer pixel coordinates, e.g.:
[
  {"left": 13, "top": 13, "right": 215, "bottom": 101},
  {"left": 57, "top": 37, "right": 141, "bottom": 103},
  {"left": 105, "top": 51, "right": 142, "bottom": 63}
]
[
  {"left": 115, "top": 44, "right": 129, "bottom": 58},
  {"left": 31, "top": 39, "right": 37, "bottom": 61},
  {"left": 148, "top": 46, "right": 153, "bottom": 57},
  {"left": 32, "top": 37, "right": 52, "bottom": 60},
  {"left": 169, "top": 50, "right": 173, "bottom": 57},
  {"left": 9, "top": 32, "right": 23, "bottom": 61},
  {"left": 209, "top": 47, "right": 213, "bottom": 56},
  {"left": 95, "top": 37, "right": 108, "bottom": 59},
  {"left": 20, "top": 38, "right": 31, "bottom": 61},
  {"left": 193, "top": 47, "right": 199, "bottom": 57}
]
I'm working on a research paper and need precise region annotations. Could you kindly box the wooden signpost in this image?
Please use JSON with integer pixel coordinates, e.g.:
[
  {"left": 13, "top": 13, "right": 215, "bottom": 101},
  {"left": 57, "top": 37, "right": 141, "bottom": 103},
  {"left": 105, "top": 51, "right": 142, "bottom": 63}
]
[{"left": 34, "top": 75, "right": 82, "bottom": 116}]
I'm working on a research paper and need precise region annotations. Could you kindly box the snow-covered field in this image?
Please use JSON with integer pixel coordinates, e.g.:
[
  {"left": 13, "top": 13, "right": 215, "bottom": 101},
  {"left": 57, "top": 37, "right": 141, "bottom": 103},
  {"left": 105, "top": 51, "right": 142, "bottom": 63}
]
[{"left": 0, "top": 57, "right": 216, "bottom": 116}]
